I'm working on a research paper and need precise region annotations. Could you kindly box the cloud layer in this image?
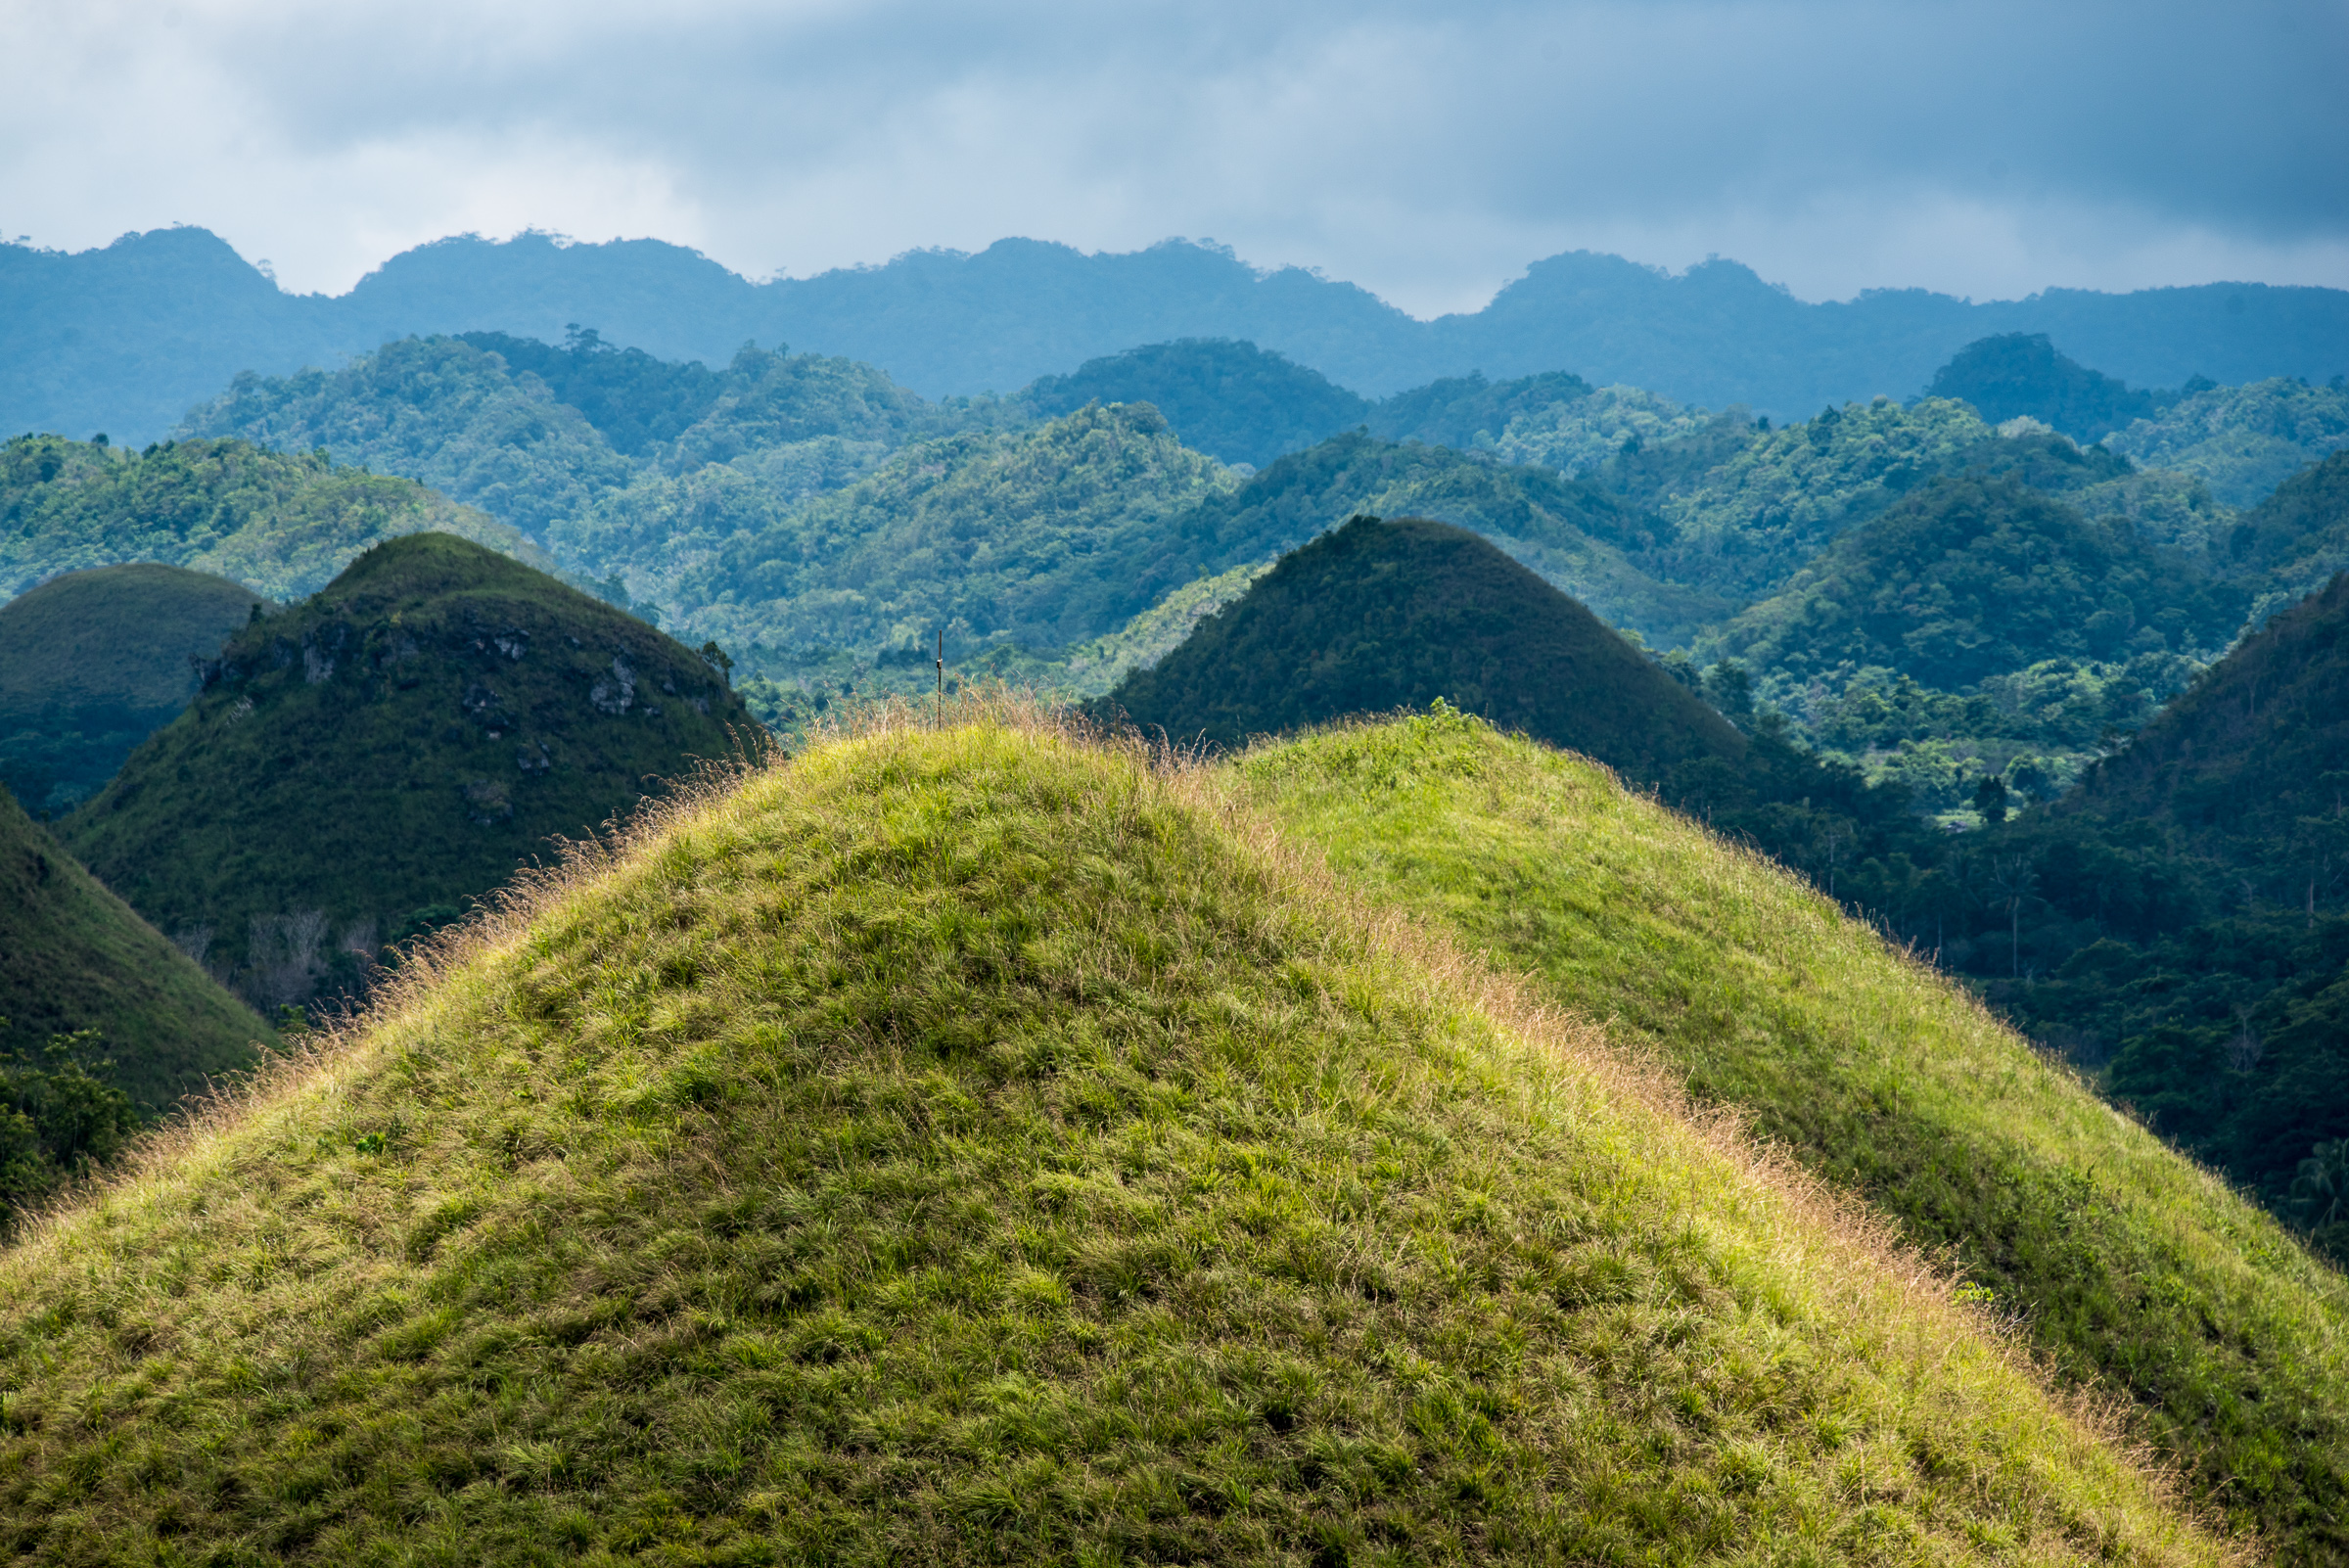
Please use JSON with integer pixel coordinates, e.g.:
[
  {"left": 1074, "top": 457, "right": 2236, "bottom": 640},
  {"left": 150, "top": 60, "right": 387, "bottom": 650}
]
[{"left": 4, "top": 0, "right": 2343, "bottom": 313}]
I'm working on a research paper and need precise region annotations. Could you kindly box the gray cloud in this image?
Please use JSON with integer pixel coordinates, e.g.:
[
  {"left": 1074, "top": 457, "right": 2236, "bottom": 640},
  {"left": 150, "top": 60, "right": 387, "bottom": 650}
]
[{"left": 2, "top": 0, "right": 2342, "bottom": 312}]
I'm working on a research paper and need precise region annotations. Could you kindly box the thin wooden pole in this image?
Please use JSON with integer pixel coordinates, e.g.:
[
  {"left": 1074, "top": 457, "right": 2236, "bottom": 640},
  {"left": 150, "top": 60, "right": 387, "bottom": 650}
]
[{"left": 936, "top": 629, "right": 944, "bottom": 729}]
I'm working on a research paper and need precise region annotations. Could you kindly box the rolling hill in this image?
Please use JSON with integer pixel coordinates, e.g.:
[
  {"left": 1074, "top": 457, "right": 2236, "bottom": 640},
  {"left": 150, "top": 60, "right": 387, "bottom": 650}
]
[
  {"left": 1103, "top": 517, "right": 1743, "bottom": 782},
  {"left": 0, "top": 434, "right": 542, "bottom": 602},
  {"left": 0, "top": 707, "right": 2234, "bottom": 1563},
  {"left": 0, "top": 782, "right": 266, "bottom": 1115},
  {"left": 1925, "top": 333, "right": 2163, "bottom": 442},
  {"left": 0, "top": 563, "right": 264, "bottom": 815},
  {"left": 57, "top": 533, "right": 755, "bottom": 1009},
  {"left": 1246, "top": 708, "right": 2349, "bottom": 1563}
]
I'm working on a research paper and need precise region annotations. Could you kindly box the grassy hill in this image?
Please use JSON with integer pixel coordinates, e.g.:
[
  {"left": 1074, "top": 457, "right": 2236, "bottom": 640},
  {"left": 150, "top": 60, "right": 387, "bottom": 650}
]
[
  {"left": 57, "top": 533, "right": 754, "bottom": 1010},
  {"left": 0, "top": 435, "right": 541, "bottom": 602},
  {"left": 0, "top": 782, "right": 266, "bottom": 1114},
  {"left": 0, "top": 563, "right": 264, "bottom": 815},
  {"left": 0, "top": 708, "right": 2233, "bottom": 1563},
  {"left": 1104, "top": 517, "right": 1744, "bottom": 781},
  {"left": 1244, "top": 708, "right": 2349, "bottom": 1562}
]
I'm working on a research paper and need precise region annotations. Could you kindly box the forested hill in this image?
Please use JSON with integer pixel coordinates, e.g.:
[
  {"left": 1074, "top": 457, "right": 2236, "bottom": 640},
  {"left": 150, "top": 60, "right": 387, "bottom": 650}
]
[{"left": 9, "top": 224, "right": 2347, "bottom": 444}]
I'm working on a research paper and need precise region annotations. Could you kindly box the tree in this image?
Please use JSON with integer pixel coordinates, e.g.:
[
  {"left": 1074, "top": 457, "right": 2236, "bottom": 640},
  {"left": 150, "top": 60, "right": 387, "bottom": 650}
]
[{"left": 1972, "top": 773, "right": 2011, "bottom": 826}]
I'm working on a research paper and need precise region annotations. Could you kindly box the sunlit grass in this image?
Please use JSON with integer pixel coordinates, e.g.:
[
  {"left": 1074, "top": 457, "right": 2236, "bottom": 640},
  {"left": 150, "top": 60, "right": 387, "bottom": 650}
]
[
  {"left": 0, "top": 698, "right": 2234, "bottom": 1564},
  {"left": 1241, "top": 707, "right": 2349, "bottom": 1565}
]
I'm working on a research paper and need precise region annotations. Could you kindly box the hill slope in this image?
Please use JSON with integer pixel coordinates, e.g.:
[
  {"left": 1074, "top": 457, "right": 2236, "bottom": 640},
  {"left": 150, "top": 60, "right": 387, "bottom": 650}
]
[
  {"left": 1020, "top": 338, "right": 1370, "bottom": 468},
  {"left": 0, "top": 783, "right": 265, "bottom": 1113},
  {"left": 1925, "top": 334, "right": 2161, "bottom": 442},
  {"left": 0, "top": 711, "right": 2230, "bottom": 1563},
  {"left": 58, "top": 533, "right": 754, "bottom": 1007},
  {"left": 1245, "top": 710, "right": 2349, "bottom": 1562},
  {"left": 1710, "top": 475, "right": 2244, "bottom": 691},
  {"left": 2070, "top": 569, "right": 2349, "bottom": 869},
  {"left": 0, "top": 563, "right": 264, "bottom": 814},
  {"left": 1106, "top": 517, "right": 1743, "bottom": 781},
  {"left": 678, "top": 403, "right": 1235, "bottom": 658},
  {"left": 0, "top": 435, "right": 540, "bottom": 602},
  {"left": 1143, "top": 433, "right": 1726, "bottom": 645}
]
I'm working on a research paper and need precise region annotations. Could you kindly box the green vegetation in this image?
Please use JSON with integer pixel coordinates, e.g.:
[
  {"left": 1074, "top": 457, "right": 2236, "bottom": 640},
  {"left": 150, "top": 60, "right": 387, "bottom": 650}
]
[
  {"left": 58, "top": 533, "right": 753, "bottom": 1010},
  {"left": 1645, "top": 396, "right": 2005, "bottom": 600},
  {"left": 1022, "top": 339, "right": 1370, "bottom": 469},
  {"left": 0, "top": 710, "right": 2232, "bottom": 1563},
  {"left": 0, "top": 435, "right": 540, "bottom": 602},
  {"left": 0, "top": 1024, "right": 144, "bottom": 1231},
  {"left": 179, "top": 337, "right": 635, "bottom": 538},
  {"left": 1711, "top": 476, "right": 2241, "bottom": 692},
  {"left": 1926, "top": 334, "right": 2161, "bottom": 443},
  {"left": 1243, "top": 708, "right": 2349, "bottom": 1561},
  {"left": 0, "top": 563, "right": 263, "bottom": 815},
  {"left": 1363, "top": 370, "right": 1594, "bottom": 450},
  {"left": 1492, "top": 384, "right": 1713, "bottom": 476},
  {"left": 1150, "top": 432, "right": 1729, "bottom": 646},
  {"left": 2225, "top": 450, "right": 2349, "bottom": 622},
  {"left": 0, "top": 782, "right": 265, "bottom": 1115},
  {"left": 2105, "top": 377, "right": 2349, "bottom": 508},
  {"left": 678, "top": 403, "right": 1236, "bottom": 658},
  {"left": 1105, "top": 517, "right": 1742, "bottom": 781}
]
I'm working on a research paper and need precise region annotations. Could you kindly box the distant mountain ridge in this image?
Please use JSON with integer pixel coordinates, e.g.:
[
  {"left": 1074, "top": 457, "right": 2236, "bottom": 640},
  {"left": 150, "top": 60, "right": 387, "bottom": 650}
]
[{"left": 8, "top": 225, "right": 2346, "bottom": 445}]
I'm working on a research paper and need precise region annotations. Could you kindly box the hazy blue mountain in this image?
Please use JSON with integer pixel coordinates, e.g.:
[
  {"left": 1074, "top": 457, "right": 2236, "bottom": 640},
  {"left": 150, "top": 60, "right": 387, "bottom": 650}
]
[
  {"left": 8, "top": 226, "right": 2348, "bottom": 445},
  {"left": 1925, "top": 333, "right": 2161, "bottom": 442}
]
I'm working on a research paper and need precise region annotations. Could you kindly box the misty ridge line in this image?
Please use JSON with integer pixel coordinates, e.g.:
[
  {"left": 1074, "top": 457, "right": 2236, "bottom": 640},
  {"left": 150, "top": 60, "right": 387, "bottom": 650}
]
[{"left": 6, "top": 224, "right": 2348, "bottom": 449}]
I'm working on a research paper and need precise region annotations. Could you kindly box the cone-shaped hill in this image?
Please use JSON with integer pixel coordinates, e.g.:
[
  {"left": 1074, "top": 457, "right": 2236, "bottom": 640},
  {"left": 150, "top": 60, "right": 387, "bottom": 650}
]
[
  {"left": 0, "top": 563, "right": 266, "bottom": 815},
  {"left": 1242, "top": 710, "right": 2349, "bottom": 1561},
  {"left": 2066, "top": 568, "right": 2349, "bottom": 875},
  {"left": 0, "top": 712, "right": 2232, "bottom": 1563},
  {"left": 59, "top": 532, "right": 755, "bottom": 1008},
  {"left": 0, "top": 781, "right": 266, "bottom": 1112},
  {"left": 1102, "top": 516, "right": 1743, "bottom": 778}
]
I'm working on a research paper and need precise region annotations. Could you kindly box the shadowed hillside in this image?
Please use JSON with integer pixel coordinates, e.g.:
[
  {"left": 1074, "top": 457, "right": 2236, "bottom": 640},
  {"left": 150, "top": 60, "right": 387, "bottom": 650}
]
[
  {"left": 0, "top": 563, "right": 264, "bottom": 815},
  {"left": 58, "top": 533, "right": 754, "bottom": 1009},
  {"left": 1103, "top": 516, "right": 1744, "bottom": 780},
  {"left": 0, "top": 785, "right": 266, "bottom": 1114},
  {"left": 0, "top": 708, "right": 2234, "bottom": 1564}
]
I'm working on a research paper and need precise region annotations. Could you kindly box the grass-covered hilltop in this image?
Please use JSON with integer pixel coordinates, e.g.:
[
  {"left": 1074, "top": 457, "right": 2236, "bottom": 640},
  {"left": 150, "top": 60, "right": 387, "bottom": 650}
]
[
  {"left": 57, "top": 533, "right": 755, "bottom": 1011},
  {"left": 1102, "top": 515, "right": 1741, "bottom": 780},
  {"left": 0, "top": 704, "right": 2242, "bottom": 1564},
  {"left": 1242, "top": 708, "right": 2349, "bottom": 1563},
  {"left": 0, "top": 562, "right": 265, "bottom": 815}
]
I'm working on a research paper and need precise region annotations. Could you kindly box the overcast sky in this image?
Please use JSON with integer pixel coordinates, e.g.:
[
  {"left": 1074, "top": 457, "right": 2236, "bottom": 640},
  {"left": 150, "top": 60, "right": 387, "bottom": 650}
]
[{"left": 3, "top": 0, "right": 2344, "bottom": 316}]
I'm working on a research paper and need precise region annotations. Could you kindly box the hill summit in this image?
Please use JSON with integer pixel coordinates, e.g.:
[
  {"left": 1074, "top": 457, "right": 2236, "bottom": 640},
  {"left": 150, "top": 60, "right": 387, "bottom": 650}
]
[
  {"left": 0, "top": 711, "right": 2231, "bottom": 1562},
  {"left": 1102, "top": 515, "right": 1743, "bottom": 778},
  {"left": 0, "top": 563, "right": 265, "bottom": 815},
  {"left": 59, "top": 532, "right": 755, "bottom": 1008}
]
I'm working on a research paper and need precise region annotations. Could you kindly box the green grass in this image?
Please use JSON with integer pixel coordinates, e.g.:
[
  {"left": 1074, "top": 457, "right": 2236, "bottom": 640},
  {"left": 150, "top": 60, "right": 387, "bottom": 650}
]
[
  {"left": 1240, "top": 708, "right": 2349, "bottom": 1564},
  {"left": 0, "top": 782, "right": 268, "bottom": 1114},
  {"left": 0, "top": 703, "right": 2228, "bottom": 1564}
]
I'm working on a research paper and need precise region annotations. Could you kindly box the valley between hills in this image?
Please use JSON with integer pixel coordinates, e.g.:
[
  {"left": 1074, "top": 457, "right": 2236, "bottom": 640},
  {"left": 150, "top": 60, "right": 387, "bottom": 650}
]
[{"left": 4, "top": 275, "right": 2349, "bottom": 1562}]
